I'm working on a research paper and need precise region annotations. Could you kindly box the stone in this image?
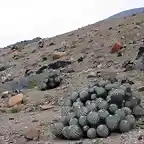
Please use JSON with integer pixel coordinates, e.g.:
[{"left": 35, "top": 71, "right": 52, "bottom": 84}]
[
  {"left": 53, "top": 52, "right": 67, "bottom": 60},
  {"left": 138, "top": 86, "right": 144, "bottom": 92},
  {"left": 24, "top": 128, "right": 40, "bottom": 140},
  {"left": 1, "top": 91, "right": 9, "bottom": 98},
  {"left": 40, "top": 104, "right": 54, "bottom": 110},
  {"left": 87, "top": 72, "right": 97, "bottom": 78},
  {"left": 111, "top": 42, "right": 121, "bottom": 53},
  {"left": 8, "top": 93, "right": 24, "bottom": 107}
]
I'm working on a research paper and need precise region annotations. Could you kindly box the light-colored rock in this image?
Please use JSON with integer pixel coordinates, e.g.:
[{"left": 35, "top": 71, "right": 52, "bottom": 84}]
[
  {"left": 87, "top": 72, "right": 97, "bottom": 78},
  {"left": 53, "top": 52, "right": 67, "bottom": 60},
  {"left": 8, "top": 93, "right": 24, "bottom": 107},
  {"left": 40, "top": 104, "right": 54, "bottom": 110},
  {"left": 24, "top": 128, "right": 40, "bottom": 140}
]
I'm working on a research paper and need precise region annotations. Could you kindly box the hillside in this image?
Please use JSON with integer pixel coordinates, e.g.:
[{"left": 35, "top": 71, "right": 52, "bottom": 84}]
[
  {"left": 108, "top": 7, "right": 144, "bottom": 19},
  {"left": 0, "top": 13, "right": 144, "bottom": 144}
]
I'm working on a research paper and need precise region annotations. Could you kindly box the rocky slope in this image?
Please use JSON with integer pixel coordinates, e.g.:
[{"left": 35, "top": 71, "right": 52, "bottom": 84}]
[{"left": 0, "top": 13, "right": 144, "bottom": 144}]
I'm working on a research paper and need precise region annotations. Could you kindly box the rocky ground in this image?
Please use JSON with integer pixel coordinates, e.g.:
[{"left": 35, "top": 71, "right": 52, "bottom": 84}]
[{"left": 0, "top": 13, "right": 144, "bottom": 144}]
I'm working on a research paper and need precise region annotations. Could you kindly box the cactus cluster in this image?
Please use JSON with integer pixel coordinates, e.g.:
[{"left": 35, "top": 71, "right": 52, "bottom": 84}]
[
  {"left": 51, "top": 78, "right": 144, "bottom": 140},
  {"left": 39, "top": 71, "right": 62, "bottom": 90}
]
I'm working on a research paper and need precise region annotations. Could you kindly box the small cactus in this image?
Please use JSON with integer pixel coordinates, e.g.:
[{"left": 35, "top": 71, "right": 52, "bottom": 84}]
[
  {"left": 94, "top": 86, "right": 107, "bottom": 99},
  {"left": 80, "top": 90, "right": 90, "bottom": 102},
  {"left": 97, "top": 100, "right": 109, "bottom": 110},
  {"left": 76, "top": 107, "right": 89, "bottom": 118},
  {"left": 96, "top": 124, "right": 109, "bottom": 138},
  {"left": 69, "top": 118, "right": 79, "bottom": 125},
  {"left": 98, "top": 109, "right": 109, "bottom": 120},
  {"left": 115, "top": 109, "right": 125, "bottom": 120},
  {"left": 109, "top": 104, "right": 118, "bottom": 114},
  {"left": 83, "top": 125, "right": 89, "bottom": 132},
  {"left": 119, "top": 120, "right": 131, "bottom": 133},
  {"left": 70, "top": 91, "right": 79, "bottom": 102},
  {"left": 87, "top": 128, "right": 97, "bottom": 139},
  {"left": 125, "top": 115, "right": 136, "bottom": 129},
  {"left": 121, "top": 107, "right": 132, "bottom": 116},
  {"left": 62, "top": 126, "right": 71, "bottom": 139},
  {"left": 86, "top": 102, "right": 97, "bottom": 111},
  {"left": 79, "top": 116, "right": 87, "bottom": 127},
  {"left": 91, "top": 94, "right": 97, "bottom": 100}
]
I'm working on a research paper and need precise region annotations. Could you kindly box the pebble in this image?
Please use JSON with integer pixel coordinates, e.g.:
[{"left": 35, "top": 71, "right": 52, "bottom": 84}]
[
  {"left": 53, "top": 52, "right": 67, "bottom": 60},
  {"left": 39, "top": 104, "right": 54, "bottom": 111}
]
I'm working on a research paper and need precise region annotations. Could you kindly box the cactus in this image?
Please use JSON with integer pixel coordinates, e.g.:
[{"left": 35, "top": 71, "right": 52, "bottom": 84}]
[
  {"left": 86, "top": 102, "right": 97, "bottom": 111},
  {"left": 121, "top": 107, "right": 132, "bottom": 116},
  {"left": 98, "top": 109, "right": 109, "bottom": 120},
  {"left": 85, "top": 100, "right": 91, "bottom": 106},
  {"left": 79, "top": 116, "right": 87, "bottom": 127},
  {"left": 88, "top": 87, "right": 95, "bottom": 94},
  {"left": 109, "top": 104, "right": 118, "bottom": 114},
  {"left": 63, "top": 98, "right": 72, "bottom": 107},
  {"left": 66, "top": 112, "right": 76, "bottom": 122},
  {"left": 73, "top": 102, "right": 84, "bottom": 110},
  {"left": 87, "top": 111, "right": 100, "bottom": 126},
  {"left": 51, "top": 122, "right": 64, "bottom": 138},
  {"left": 115, "top": 109, "right": 125, "bottom": 120},
  {"left": 95, "top": 98, "right": 104, "bottom": 106},
  {"left": 80, "top": 90, "right": 90, "bottom": 102},
  {"left": 119, "top": 120, "right": 131, "bottom": 133},
  {"left": 132, "top": 105, "right": 144, "bottom": 118},
  {"left": 62, "top": 126, "right": 71, "bottom": 139},
  {"left": 109, "top": 89, "right": 125, "bottom": 107},
  {"left": 61, "top": 106, "right": 72, "bottom": 116},
  {"left": 76, "top": 107, "right": 89, "bottom": 118},
  {"left": 69, "top": 125, "right": 84, "bottom": 140},
  {"left": 83, "top": 125, "right": 89, "bottom": 132},
  {"left": 60, "top": 116, "right": 69, "bottom": 126},
  {"left": 125, "top": 115, "right": 136, "bottom": 129},
  {"left": 97, "top": 100, "right": 109, "bottom": 110},
  {"left": 106, "top": 115, "right": 119, "bottom": 131},
  {"left": 105, "top": 83, "right": 120, "bottom": 91},
  {"left": 70, "top": 91, "right": 79, "bottom": 102},
  {"left": 98, "top": 80, "right": 109, "bottom": 87},
  {"left": 91, "top": 94, "right": 97, "bottom": 100},
  {"left": 69, "top": 118, "right": 79, "bottom": 125},
  {"left": 94, "top": 86, "right": 107, "bottom": 99},
  {"left": 87, "top": 128, "right": 97, "bottom": 139},
  {"left": 96, "top": 124, "right": 109, "bottom": 138}
]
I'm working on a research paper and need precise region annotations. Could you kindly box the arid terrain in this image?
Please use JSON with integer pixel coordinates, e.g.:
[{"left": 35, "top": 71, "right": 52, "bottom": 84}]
[{"left": 0, "top": 13, "right": 144, "bottom": 144}]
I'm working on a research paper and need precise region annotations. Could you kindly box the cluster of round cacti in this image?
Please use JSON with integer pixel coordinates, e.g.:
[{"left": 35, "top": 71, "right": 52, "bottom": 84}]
[
  {"left": 51, "top": 78, "right": 144, "bottom": 140},
  {"left": 39, "top": 71, "right": 62, "bottom": 90}
]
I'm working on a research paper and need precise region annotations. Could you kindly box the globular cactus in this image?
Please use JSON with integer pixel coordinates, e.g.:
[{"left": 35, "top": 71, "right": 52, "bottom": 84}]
[
  {"left": 97, "top": 100, "right": 109, "bottom": 110},
  {"left": 132, "top": 105, "right": 144, "bottom": 118},
  {"left": 121, "top": 107, "right": 132, "bottom": 116},
  {"left": 79, "top": 90, "right": 90, "bottom": 102},
  {"left": 76, "top": 98, "right": 81, "bottom": 102},
  {"left": 61, "top": 106, "right": 72, "bottom": 116},
  {"left": 66, "top": 112, "right": 76, "bottom": 122},
  {"left": 109, "top": 89, "right": 125, "bottom": 107},
  {"left": 94, "top": 86, "right": 107, "bottom": 99},
  {"left": 125, "top": 97, "right": 141, "bottom": 109},
  {"left": 105, "top": 83, "right": 120, "bottom": 91},
  {"left": 76, "top": 107, "right": 89, "bottom": 118},
  {"left": 95, "top": 98, "right": 104, "bottom": 106},
  {"left": 87, "top": 111, "right": 100, "bottom": 126},
  {"left": 39, "top": 82, "right": 47, "bottom": 91},
  {"left": 69, "top": 125, "right": 84, "bottom": 140},
  {"left": 73, "top": 102, "right": 84, "bottom": 110},
  {"left": 115, "top": 109, "right": 125, "bottom": 120},
  {"left": 51, "top": 122, "right": 64, "bottom": 138},
  {"left": 124, "top": 87, "right": 132, "bottom": 100},
  {"left": 96, "top": 124, "right": 109, "bottom": 138},
  {"left": 60, "top": 116, "right": 69, "bottom": 126},
  {"left": 87, "top": 128, "right": 97, "bottom": 139},
  {"left": 88, "top": 87, "right": 95, "bottom": 94},
  {"left": 98, "top": 109, "right": 109, "bottom": 120},
  {"left": 86, "top": 102, "right": 97, "bottom": 111},
  {"left": 62, "top": 126, "right": 71, "bottom": 139},
  {"left": 85, "top": 100, "right": 91, "bottom": 106},
  {"left": 83, "top": 125, "right": 89, "bottom": 132},
  {"left": 98, "top": 80, "right": 109, "bottom": 87},
  {"left": 125, "top": 115, "right": 136, "bottom": 129},
  {"left": 63, "top": 98, "right": 72, "bottom": 107},
  {"left": 91, "top": 94, "right": 97, "bottom": 100},
  {"left": 109, "top": 104, "right": 118, "bottom": 114},
  {"left": 79, "top": 116, "right": 87, "bottom": 127},
  {"left": 69, "top": 118, "right": 79, "bottom": 125},
  {"left": 70, "top": 91, "right": 79, "bottom": 102},
  {"left": 119, "top": 120, "right": 131, "bottom": 133},
  {"left": 106, "top": 115, "right": 119, "bottom": 131}
]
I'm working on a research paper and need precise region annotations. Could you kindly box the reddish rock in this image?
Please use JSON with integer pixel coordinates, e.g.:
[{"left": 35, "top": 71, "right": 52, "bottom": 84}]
[
  {"left": 111, "top": 42, "right": 121, "bottom": 53},
  {"left": 8, "top": 93, "right": 24, "bottom": 107},
  {"left": 53, "top": 52, "right": 67, "bottom": 60}
]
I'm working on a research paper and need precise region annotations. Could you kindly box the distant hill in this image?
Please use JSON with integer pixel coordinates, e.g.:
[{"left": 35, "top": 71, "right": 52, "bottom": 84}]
[{"left": 108, "top": 7, "right": 144, "bottom": 19}]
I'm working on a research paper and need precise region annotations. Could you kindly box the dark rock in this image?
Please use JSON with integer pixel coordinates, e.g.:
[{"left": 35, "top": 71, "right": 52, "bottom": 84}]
[
  {"left": 48, "top": 60, "right": 71, "bottom": 69},
  {"left": 48, "top": 42, "right": 55, "bottom": 46},
  {"left": 117, "top": 52, "right": 122, "bottom": 57},
  {"left": 36, "top": 65, "right": 48, "bottom": 74},
  {"left": 109, "top": 27, "right": 112, "bottom": 30},
  {"left": 136, "top": 45, "right": 144, "bottom": 60},
  {"left": 77, "top": 56, "right": 84, "bottom": 63},
  {"left": 25, "top": 69, "right": 33, "bottom": 76}
]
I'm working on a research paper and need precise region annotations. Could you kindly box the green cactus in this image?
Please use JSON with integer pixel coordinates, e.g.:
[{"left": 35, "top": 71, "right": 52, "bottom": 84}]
[
  {"left": 109, "top": 104, "right": 118, "bottom": 114},
  {"left": 76, "top": 107, "right": 89, "bottom": 118},
  {"left": 91, "top": 94, "right": 97, "bottom": 100},
  {"left": 62, "top": 126, "right": 71, "bottom": 139},
  {"left": 79, "top": 116, "right": 87, "bottom": 127},
  {"left": 98, "top": 109, "right": 109, "bottom": 120},
  {"left": 83, "top": 125, "right": 89, "bottom": 132},
  {"left": 69, "top": 125, "right": 84, "bottom": 140},
  {"left": 69, "top": 118, "right": 79, "bottom": 125},
  {"left": 63, "top": 98, "right": 72, "bottom": 107},
  {"left": 61, "top": 106, "right": 72, "bottom": 116},
  {"left": 132, "top": 105, "right": 144, "bottom": 118},
  {"left": 119, "top": 120, "right": 131, "bottom": 133},
  {"left": 51, "top": 122, "right": 64, "bottom": 138},
  {"left": 97, "top": 100, "right": 109, "bottom": 110},
  {"left": 87, "top": 111, "right": 100, "bottom": 126},
  {"left": 121, "top": 107, "right": 132, "bottom": 116},
  {"left": 70, "top": 91, "right": 79, "bottom": 102},
  {"left": 96, "top": 124, "right": 109, "bottom": 138},
  {"left": 87, "top": 128, "right": 97, "bottom": 139},
  {"left": 125, "top": 114, "right": 136, "bottom": 129},
  {"left": 86, "top": 102, "right": 97, "bottom": 111},
  {"left": 94, "top": 86, "right": 107, "bottom": 99},
  {"left": 115, "top": 109, "right": 125, "bottom": 120},
  {"left": 79, "top": 90, "right": 90, "bottom": 102}
]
